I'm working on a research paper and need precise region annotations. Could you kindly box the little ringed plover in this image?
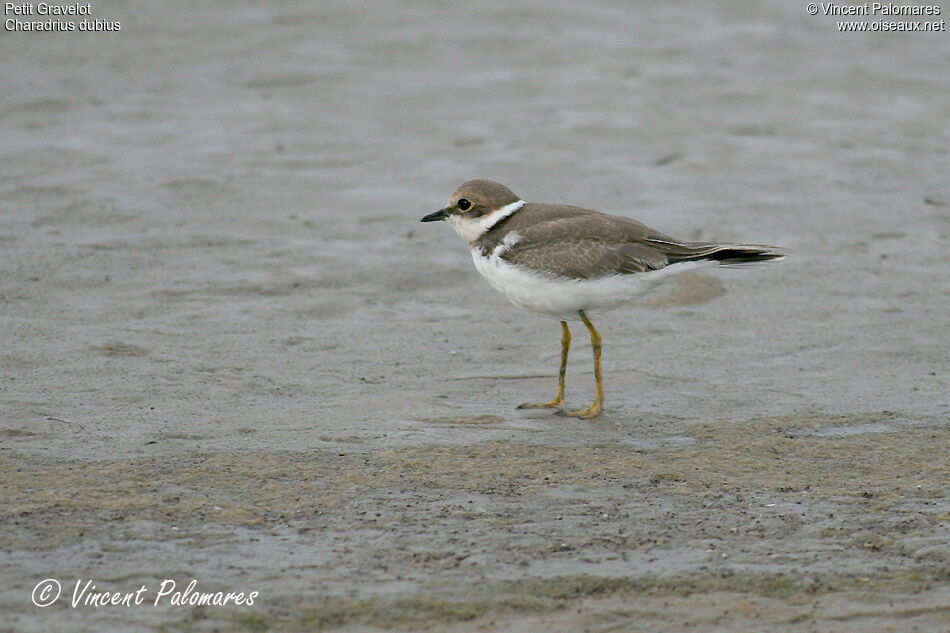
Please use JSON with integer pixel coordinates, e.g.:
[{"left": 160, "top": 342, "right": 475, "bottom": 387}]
[{"left": 421, "top": 179, "right": 785, "bottom": 419}]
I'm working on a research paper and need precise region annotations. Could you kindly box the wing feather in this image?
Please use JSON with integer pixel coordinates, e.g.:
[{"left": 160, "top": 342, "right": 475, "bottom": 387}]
[{"left": 498, "top": 213, "right": 784, "bottom": 280}]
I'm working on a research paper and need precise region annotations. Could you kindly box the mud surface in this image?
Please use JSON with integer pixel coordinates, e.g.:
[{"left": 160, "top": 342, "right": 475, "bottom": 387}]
[{"left": 2, "top": 1, "right": 949, "bottom": 631}]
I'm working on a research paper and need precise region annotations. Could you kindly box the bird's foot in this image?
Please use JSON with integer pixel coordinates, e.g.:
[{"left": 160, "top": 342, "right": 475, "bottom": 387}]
[
  {"left": 517, "top": 398, "right": 563, "bottom": 410},
  {"left": 559, "top": 402, "right": 603, "bottom": 419}
]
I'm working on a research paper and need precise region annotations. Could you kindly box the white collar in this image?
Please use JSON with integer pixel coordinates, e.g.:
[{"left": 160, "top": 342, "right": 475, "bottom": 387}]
[{"left": 446, "top": 199, "right": 525, "bottom": 243}]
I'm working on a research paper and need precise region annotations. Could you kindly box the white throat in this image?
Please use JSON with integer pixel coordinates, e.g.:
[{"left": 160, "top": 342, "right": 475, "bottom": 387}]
[{"left": 446, "top": 199, "right": 525, "bottom": 243}]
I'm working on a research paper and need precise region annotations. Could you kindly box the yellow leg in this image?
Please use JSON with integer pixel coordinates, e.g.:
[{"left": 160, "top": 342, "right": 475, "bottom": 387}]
[
  {"left": 565, "top": 311, "right": 603, "bottom": 418},
  {"left": 517, "top": 321, "right": 570, "bottom": 410}
]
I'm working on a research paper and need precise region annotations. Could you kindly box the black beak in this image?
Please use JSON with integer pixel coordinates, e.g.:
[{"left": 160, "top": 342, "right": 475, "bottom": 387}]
[{"left": 421, "top": 208, "right": 450, "bottom": 222}]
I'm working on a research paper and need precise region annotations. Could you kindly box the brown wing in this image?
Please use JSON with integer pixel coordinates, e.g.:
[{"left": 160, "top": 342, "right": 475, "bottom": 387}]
[
  {"left": 498, "top": 212, "right": 785, "bottom": 280},
  {"left": 499, "top": 214, "right": 672, "bottom": 279}
]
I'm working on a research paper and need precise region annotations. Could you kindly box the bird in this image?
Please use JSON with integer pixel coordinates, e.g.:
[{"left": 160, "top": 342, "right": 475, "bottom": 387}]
[{"left": 421, "top": 179, "right": 785, "bottom": 418}]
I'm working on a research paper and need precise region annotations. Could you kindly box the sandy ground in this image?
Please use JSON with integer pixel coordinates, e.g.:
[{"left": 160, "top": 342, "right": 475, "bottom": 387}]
[{"left": 2, "top": 1, "right": 949, "bottom": 631}]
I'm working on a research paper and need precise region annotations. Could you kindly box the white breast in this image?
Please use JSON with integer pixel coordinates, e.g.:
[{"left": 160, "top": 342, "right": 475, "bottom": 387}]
[{"left": 470, "top": 244, "right": 709, "bottom": 321}]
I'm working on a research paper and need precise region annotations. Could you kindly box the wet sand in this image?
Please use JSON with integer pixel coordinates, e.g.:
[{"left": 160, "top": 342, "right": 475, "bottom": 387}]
[{"left": 1, "top": 1, "right": 948, "bottom": 631}]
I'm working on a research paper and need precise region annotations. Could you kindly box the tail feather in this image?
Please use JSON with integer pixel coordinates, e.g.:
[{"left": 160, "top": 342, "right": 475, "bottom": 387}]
[
  {"left": 697, "top": 244, "right": 787, "bottom": 266},
  {"left": 656, "top": 242, "right": 786, "bottom": 268}
]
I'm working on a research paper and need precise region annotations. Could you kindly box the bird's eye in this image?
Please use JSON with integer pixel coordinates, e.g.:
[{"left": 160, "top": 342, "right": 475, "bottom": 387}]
[{"left": 457, "top": 198, "right": 471, "bottom": 211}]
